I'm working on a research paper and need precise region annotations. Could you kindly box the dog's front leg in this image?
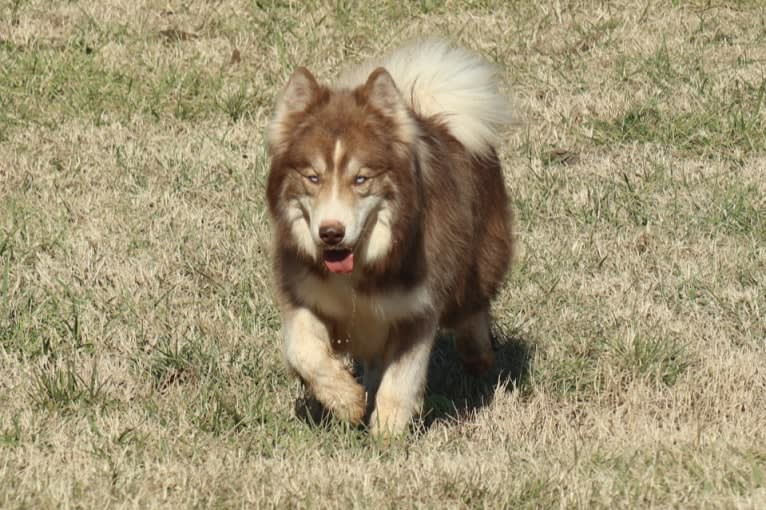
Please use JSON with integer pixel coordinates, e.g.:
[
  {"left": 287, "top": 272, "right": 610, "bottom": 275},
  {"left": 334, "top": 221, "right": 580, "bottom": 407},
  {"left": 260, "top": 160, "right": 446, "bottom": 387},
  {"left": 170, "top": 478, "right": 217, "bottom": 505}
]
[
  {"left": 369, "top": 318, "right": 438, "bottom": 438},
  {"left": 282, "top": 306, "right": 365, "bottom": 424}
]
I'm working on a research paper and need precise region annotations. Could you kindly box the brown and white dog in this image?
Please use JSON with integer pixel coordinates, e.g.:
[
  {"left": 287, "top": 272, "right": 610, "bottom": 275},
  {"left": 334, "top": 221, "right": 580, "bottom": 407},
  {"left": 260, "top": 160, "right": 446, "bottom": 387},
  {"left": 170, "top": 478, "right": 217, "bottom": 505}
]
[{"left": 266, "top": 40, "right": 514, "bottom": 437}]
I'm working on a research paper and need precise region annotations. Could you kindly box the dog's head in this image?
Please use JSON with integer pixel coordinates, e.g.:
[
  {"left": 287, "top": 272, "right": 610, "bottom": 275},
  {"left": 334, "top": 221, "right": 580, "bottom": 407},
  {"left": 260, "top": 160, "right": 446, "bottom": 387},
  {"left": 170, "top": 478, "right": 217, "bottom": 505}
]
[{"left": 266, "top": 67, "right": 419, "bottom": 275}]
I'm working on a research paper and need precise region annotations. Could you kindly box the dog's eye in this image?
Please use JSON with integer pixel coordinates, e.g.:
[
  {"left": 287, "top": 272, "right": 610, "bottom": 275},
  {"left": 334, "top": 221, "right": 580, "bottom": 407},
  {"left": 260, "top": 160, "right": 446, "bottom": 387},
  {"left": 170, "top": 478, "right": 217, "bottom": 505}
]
[
  {"left": 306, "top": 174, "right": 320, "bottom": 184},
  {"left": 353, "top": 175, "right": 368, "bottom": 185}
]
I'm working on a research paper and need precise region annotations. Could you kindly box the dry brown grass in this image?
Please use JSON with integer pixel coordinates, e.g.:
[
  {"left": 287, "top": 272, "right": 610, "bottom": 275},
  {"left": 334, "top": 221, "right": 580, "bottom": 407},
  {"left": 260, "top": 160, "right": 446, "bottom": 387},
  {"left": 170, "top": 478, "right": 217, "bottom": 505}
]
[{"left": 1, "top": 0, "right": 765, "bottom": 508}]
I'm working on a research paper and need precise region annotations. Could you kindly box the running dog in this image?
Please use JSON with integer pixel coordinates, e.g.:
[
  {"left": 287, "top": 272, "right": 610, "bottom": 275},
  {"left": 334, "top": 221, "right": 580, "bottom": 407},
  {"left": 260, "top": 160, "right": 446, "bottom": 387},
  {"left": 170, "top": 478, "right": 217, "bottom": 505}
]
[{"left": 266, "top": 40, "right": 513, "bottom": 437}]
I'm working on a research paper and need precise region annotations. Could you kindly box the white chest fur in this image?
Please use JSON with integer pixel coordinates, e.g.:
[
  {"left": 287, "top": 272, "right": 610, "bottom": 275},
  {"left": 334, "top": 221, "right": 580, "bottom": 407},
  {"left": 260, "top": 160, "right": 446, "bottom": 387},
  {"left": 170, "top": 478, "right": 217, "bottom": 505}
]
[
  {"left": 293, "top": 273, "right": 435, "bottom": 360},
  {"left": 295, "top": 273, "right": 434, "bottom": 321}
]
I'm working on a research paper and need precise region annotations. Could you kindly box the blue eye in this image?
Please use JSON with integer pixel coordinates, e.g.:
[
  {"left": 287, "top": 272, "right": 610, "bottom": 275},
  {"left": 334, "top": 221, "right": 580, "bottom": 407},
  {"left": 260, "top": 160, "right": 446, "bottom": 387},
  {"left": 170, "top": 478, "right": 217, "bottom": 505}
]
[
  {"left": 354, "top": 175, "right": 368, "bottom": 185},
  {"left": 307, "top": 174, "right": 319, "bottom": 184}
]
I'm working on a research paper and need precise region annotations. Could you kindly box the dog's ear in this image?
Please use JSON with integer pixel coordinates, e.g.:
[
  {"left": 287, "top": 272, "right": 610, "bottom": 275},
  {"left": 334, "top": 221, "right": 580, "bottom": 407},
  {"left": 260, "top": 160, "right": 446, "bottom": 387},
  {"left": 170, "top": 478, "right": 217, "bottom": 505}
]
[
  {"left": 267, "top": 68, "right": 320, "bottom": 153},
  {"left": 279, "top": 67, "right": 320, "bottom": 115},
  {"left": 362, "top": 68, "right": 416, "bottom": 144},
  {"left": 363, "top": 68, "right": 406, "bottom": 118}
]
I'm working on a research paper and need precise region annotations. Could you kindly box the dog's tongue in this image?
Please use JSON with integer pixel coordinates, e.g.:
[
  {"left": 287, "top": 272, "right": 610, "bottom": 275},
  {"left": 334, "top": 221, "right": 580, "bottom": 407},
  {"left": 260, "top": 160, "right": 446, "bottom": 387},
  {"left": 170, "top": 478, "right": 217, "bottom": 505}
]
[{"left": 323, "top": 250, "right": 354, "bottom": 274}]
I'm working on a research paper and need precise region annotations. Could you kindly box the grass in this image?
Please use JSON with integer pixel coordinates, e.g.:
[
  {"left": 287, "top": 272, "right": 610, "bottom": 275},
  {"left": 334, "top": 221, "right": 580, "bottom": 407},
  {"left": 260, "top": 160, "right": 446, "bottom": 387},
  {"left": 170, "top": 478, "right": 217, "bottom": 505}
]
[{"left": 1, "top": 0, "right": 765, "bottom": 507}]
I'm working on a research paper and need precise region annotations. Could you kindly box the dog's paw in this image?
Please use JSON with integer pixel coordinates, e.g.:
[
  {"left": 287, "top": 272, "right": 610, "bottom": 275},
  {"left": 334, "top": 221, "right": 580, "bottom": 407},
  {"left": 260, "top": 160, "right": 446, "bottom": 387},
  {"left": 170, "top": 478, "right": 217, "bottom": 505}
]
[
  {"left": 369, "top": 395, "right": 414, "bottom": 439},
  {"left": 315, "top": 372, "right": 366, "bottom": 425}
]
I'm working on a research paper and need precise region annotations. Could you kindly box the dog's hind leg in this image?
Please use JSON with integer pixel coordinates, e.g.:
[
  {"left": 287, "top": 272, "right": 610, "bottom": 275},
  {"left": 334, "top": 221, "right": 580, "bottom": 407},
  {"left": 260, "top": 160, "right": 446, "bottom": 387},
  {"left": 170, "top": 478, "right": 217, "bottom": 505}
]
[
  {"left": 282, "top": 307, "right": 366, "bottom": 424},
  {"left": 455, "top": 307, "right": 496, "bottom": 376}
]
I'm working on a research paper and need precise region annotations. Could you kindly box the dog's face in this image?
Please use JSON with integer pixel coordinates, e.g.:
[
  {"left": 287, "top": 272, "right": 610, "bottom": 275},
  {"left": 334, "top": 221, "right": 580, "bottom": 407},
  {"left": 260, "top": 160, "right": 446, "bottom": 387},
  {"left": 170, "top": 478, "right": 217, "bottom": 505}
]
[{"left": 266, "top": 68, "right": 418, "bottom": 274}]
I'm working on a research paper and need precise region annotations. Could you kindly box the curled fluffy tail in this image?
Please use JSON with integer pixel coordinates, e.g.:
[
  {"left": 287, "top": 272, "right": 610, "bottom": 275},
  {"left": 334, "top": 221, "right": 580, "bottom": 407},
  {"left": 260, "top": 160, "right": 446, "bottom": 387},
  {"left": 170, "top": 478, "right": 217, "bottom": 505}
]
[{"left": 337, "top": 39, "right": 513, "bottom": 156}]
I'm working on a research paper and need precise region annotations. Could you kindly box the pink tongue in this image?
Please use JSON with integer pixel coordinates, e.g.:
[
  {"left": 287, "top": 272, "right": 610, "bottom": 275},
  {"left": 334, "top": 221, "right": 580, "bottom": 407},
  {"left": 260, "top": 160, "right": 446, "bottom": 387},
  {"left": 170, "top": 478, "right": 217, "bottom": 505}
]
[{"left": 324, "top": 252, "right": 354, "bottom": 274}]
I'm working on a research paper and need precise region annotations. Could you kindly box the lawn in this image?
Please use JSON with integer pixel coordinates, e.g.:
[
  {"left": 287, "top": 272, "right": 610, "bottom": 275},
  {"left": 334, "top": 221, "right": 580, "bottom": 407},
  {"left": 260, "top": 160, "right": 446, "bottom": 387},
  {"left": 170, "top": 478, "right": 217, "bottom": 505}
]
[{"left": 1, "top": 0, "right": 765, "bottom": 508}]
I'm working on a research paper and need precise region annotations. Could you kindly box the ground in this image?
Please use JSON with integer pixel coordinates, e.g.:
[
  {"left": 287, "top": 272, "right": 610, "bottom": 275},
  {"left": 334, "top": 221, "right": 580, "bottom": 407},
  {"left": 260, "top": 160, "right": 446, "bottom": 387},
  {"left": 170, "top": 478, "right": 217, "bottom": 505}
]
[{"left": 1, "top": 0, "right": 765, "bottom": 508}]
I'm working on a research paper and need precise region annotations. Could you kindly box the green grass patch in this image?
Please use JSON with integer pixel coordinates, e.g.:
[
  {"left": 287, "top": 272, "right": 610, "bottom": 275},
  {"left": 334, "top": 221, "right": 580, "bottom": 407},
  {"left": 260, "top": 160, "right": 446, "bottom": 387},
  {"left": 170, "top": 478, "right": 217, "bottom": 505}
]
[
  {"left": 591, "top": 63, "right": 766, "bottom": 155},
  {"left": 31, "top": 358, "right": 111, "bottom": 411}
]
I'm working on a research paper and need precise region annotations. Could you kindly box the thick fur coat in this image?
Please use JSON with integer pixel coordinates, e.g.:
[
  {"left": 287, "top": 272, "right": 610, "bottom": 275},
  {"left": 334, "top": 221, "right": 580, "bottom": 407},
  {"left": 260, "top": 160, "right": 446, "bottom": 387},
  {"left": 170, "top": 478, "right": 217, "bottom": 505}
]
[{"left": 266, "top": 40, "right": 513, "bottom": 436}]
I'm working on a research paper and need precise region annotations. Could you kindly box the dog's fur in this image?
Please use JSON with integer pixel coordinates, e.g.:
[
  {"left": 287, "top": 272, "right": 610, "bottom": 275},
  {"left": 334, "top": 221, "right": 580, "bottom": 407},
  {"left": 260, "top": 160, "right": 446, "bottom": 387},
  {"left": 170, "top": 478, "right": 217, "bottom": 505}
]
[{"left": 266, "top": 40, "right": 514, "bottom": 436}]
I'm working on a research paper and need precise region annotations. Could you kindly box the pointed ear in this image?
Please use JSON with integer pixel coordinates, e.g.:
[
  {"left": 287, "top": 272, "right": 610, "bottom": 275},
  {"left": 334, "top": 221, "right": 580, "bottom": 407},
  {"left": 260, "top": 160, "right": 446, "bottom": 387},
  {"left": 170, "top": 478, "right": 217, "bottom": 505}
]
[
  {"left": 267, "top": 67, "right": 320, "bottom": 154},
  {"left": 363, "top": 67, "right": 407, "bottom": 118},
  {"left": 362, "top": 67, "right": 417, "bottom": 144},
  {"left": 279, "top": 67, "right": 320, "bottom": 115}
]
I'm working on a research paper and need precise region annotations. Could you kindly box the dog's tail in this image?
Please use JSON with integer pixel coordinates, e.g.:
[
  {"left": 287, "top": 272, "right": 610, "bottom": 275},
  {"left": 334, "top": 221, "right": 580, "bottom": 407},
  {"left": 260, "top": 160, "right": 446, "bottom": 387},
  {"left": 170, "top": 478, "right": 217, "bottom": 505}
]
[{"left": 337, "top": 39, "right": 513, "bottom": 157}]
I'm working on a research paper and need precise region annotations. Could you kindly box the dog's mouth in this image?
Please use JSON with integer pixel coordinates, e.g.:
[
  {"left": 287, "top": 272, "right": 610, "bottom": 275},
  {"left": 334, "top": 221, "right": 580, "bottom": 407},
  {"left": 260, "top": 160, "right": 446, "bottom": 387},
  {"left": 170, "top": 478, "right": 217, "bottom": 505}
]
[{"left": 323, "top": 249, "right": 354, "bottom": 274}]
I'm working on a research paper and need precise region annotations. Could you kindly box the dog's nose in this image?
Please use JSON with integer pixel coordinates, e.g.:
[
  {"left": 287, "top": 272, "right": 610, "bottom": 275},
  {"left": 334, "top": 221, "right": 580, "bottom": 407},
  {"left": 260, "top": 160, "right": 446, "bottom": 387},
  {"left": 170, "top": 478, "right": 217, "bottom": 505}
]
[{"left": 319, "top": 221, "right": 345, "bottom": 245}]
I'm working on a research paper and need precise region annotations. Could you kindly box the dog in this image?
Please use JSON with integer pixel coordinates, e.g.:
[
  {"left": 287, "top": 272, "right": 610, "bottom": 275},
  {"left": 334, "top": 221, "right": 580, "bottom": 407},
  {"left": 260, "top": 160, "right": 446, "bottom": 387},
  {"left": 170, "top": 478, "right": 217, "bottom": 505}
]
[{"left": 266, "top": 40, "right": 513, "bottom": 437}]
